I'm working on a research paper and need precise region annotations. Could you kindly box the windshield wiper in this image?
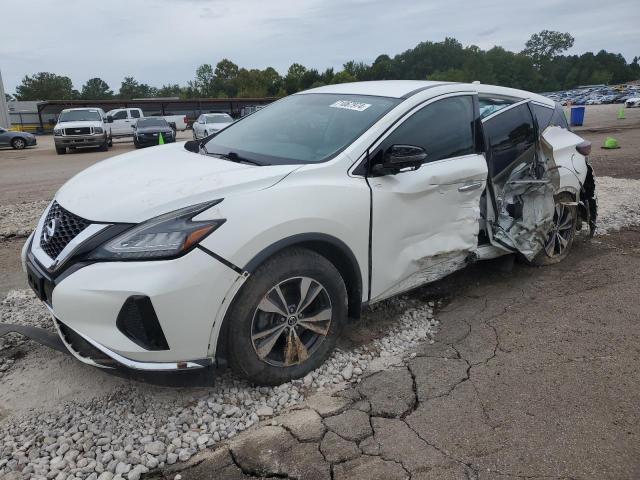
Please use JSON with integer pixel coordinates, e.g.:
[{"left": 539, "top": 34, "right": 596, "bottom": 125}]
[{"left": 213, "top": 151, "right": 266, "bottom": 166}]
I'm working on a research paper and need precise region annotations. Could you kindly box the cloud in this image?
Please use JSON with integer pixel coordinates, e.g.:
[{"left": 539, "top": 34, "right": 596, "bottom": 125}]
[{"left": 0, "top": 0, "right": 638, "bottom": 94}]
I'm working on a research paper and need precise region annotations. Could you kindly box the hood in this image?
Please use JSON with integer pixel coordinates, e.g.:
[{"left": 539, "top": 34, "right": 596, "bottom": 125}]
[
  {"left": 56, "top": 120, "right": 104, "bottom": 129},
  {"left": 136, "top": 126, "right": 174, "bottom": 134},
  {"left": 56, "top": 142, "right": 299, "bottom": 223},
  {"left": 207, "top": 122, "right": 232, "bottom": 131}
]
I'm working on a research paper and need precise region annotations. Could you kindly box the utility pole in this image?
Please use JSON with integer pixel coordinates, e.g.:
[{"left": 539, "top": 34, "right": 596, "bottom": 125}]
[{"left": 0, "top": 69, "right": 11, "bottom": 128}]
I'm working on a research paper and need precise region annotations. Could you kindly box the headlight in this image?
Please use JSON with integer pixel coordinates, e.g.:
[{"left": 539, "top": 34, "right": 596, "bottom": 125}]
[
  {"left": 88, "top": 200, "right": 224, "bottom": 260},
  {"left": 54, "top": 128, "right": 63, "bottom": 136},
  {"left": 94, "top": 127, "right": 104, "bottom": 134}
]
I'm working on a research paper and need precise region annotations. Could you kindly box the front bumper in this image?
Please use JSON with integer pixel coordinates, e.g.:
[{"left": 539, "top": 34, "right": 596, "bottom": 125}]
[
  {"left": 55, "top": 134, "right": 106, "bottom": 147},
  {"left": 134, "top": 135, "right": 176, "bottom": 147},
  {"left": 25, "top": 244, "right": 243, "bottom": 371}
]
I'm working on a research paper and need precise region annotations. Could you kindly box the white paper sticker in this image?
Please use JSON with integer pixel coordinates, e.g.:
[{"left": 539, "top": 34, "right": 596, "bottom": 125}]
[{"left": 329, "top": 100, "right": 372, "bottom": 112}]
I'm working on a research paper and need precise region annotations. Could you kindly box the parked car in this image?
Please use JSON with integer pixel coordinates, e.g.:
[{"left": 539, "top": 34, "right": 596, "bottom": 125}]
[
  {"left": 53, "top": 108, "right": 111, "bottom": 155},
  {"left": 106, "top": 108, "right": 188, "bottom": 138},
  {"left": 625, "top": 97, "right": 640, "bottom": 108},
  {"left": 0, "top": 127, "right": 37, "bottom": 150},
  {"left": 22, "top": 81, "right": 597, "bottom": 386},
  {"left": 133, "top": 118, "right": 176, "bottom": 148},
  {"left": 192, "top": 113, "right": 234, "bottom": 140}
]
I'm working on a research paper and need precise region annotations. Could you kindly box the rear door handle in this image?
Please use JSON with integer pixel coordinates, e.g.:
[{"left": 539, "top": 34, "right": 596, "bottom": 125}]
[{"left": 458, "top": 181, "right": 483, "bottom": 192}]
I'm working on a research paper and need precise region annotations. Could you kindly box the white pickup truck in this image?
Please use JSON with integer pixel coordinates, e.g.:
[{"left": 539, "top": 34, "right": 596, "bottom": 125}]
[{"left": 106, "top": 108, "right": 188, "bottom": 138}]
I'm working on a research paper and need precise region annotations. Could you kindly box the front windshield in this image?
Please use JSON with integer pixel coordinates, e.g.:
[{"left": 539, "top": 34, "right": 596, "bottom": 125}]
[
  {"left": 203, "top": 93, "right": 401, "bottom": 165},
  {"left": 137, "top": 118, "right": 168, "bottom": 127},
  {"left": 58, "top": 110, "right": 101, "bottom": 122},
  {"left": 206, "top": 114, "right": 233, "bottom": 124}
]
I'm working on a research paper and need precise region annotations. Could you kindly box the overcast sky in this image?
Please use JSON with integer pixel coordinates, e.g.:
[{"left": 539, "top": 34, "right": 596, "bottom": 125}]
[{"left": 1, "top": 0, "right": 638, "bottom": 94}]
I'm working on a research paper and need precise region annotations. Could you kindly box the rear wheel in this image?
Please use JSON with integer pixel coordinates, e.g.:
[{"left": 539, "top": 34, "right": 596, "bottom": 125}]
[
  {"left": 531, "top": 193, "right": 577, "bottom": 266},
  {"left": 226, "top": 248, "right": 347, "bottom": 385},
  {"left": 11, "top": 138, "right": 26, "bottom": 150},
  {"left": 55, "top": 146, "right": 66, "bottom": 155}
]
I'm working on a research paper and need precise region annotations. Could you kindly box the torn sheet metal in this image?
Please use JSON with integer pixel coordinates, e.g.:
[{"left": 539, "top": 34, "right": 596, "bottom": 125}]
[
  {"left": 491, "top": 161, "right": 556, "bottom": 261},
  {"left": 0, "top": 323, "right": 68, "bottom": 354}
]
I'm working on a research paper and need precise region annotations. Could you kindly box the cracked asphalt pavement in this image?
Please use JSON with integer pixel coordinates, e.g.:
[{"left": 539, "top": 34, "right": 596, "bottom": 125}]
[{"left": 147, "top": 229, "right": 640, "bottom": 480}]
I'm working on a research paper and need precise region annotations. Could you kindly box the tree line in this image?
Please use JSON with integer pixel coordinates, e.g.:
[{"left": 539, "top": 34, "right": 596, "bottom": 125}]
[{"left": 9, "top": 31, "right": 640, "bottom": 102}]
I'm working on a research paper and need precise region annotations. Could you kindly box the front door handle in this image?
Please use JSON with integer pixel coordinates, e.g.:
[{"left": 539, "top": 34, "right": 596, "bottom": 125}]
[{"left": 458, "top": 181, "right": 483, "bottom": 192}]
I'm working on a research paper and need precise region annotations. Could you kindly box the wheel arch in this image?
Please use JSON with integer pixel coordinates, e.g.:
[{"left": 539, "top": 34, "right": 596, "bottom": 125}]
[
  {"left": 213, "top": 233, "right": 364, "bottom": 367},
  {"left": 243, "top": 233, "right": 363, "bottom": 320}
]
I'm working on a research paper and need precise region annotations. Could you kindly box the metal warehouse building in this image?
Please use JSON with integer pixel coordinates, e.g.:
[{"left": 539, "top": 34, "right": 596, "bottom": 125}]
[{"left": 30, "top": 97, "right": 277, "bottom": 132}]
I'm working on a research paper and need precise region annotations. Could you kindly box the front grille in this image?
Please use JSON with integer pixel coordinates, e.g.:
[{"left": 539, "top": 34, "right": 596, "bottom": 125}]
[
  {"left": 39, "top": 201, "right": 90, "bottom": 260},
  {"left": 64, "top": 127, "right": 91, "bottom": 135}
]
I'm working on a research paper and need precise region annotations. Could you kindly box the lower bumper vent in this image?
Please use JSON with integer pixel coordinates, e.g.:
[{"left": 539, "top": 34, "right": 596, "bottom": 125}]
[{"left": 116, "top": 296, "right": 169, "bottom": 351}]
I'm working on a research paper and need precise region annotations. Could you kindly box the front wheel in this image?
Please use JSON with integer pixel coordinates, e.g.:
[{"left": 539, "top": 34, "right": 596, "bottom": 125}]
[
  {"left": 11, "top": 138, "right": 26, "bottom": 150},
  {"left": 55, "top": 146, "right": 66, "bottom": 155},
  {"left": 226, "top": 248, "right": 347, "bottom": 385},
  {"left": 531, "top": 193, "right": 577, "bottom": 266}
]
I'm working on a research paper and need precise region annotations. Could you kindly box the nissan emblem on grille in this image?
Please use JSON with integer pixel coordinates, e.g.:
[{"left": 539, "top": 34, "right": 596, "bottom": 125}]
[
  {"left": 39, "top": 201, "right": 90, "bottom": 260},
  {"left": 42, "top": 218, "right": 57, "bottom": 242}
]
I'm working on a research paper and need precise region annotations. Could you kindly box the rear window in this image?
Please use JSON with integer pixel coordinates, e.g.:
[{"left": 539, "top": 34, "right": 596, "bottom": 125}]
[
  {"left": 479, "top": 95, "right": 520, "bottom": 119},
  {"left": 551, "top": 104, "right": 569, "bottom": 129},
  {"left": 531, "top": 104, "right": 554, "bottom": 130},
  {"left": 137, "top": 118, "right": 168, "bottom": 127}
]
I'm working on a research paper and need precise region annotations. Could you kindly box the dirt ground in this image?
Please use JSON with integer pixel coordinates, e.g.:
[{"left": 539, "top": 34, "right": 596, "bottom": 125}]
[
  {"left": 0, "top": 131, "right": 192, "bottom": 205},
  {"left": 574, "top": 104, "right": 640, "bottom": 180},
  {"left": 159, "top": 227, "right": 640, "bottom": 480}
]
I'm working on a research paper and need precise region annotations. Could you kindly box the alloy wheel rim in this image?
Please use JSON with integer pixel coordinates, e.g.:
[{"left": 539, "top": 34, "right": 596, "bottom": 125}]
[
  {"left": 15, "top": 139, "right": 25, "bottom": 149},
  {"left": 250, "top": 276, "right": 332, "bottom": 367},
  {"left": 544, "top": 202, "right": 573, "bottom": 257}
]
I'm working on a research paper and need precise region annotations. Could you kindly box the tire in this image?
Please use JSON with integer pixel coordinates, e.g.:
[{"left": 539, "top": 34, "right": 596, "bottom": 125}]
[
  {"left": 531, "top": 193, "right": 577, "bottom": 266},
  {"left": 55, "top": 146, "right": 66, "bottom": 155},
  {"left": 107, "top": 135, "right": 113, "bottom": 147},
  {"left": 193, "top": 129, "right": 197, "bottom": 140},
  {"left": 226, "top": 248, "right": 347, "bottom": 385},
  {"left": 98, "top": 137, "right": 108, "bottom": 151},
  {"left": 11, "top": 138, "right": 26, "bottom": 150}
]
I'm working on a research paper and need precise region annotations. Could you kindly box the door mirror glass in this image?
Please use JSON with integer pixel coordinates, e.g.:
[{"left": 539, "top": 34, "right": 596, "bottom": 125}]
[{"left": 375, "top": 144, "right": 427, "bottom": 174}]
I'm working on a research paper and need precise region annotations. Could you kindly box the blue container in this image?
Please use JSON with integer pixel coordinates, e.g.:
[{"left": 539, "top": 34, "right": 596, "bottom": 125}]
[{"left": 570, "top": 106, "right": 585, "bottom": 126}]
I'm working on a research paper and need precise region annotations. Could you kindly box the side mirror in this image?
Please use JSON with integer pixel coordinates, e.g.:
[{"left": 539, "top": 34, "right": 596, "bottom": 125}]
[
  {"left": 132, "top": 124, "right": 136, "bottom": 129},
  {"left": 184, "top": 140, "right": 200, "bottom": 153},
  {"left": 168, "top": 122, "right": 177, "bottom": 131},
  {"left": 373, "top": 144, "right": 427, "bottom": 174},
  {"left": 106, "top": 116, "right": 113, "bottom": 123}
]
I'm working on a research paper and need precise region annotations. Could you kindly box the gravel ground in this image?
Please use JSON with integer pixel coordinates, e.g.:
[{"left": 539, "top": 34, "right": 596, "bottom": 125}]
[
  {"left": 0, "top": 294, "right": 438, "bottom": 480},
  {"left": 0, "top": 290, "right": 52, "bottom": 377},
  {"left": 0, "top": 201, "right": 49, "bottom": 240},
  {"left": 594, "top": 176, "right": 640, "bottom": 234},
  {"left": 1, "top": 175, "right": 639, "bottom": 480}
]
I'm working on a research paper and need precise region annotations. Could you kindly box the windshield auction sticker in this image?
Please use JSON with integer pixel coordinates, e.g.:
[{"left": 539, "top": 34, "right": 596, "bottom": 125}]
[{"left": 329, "top": 100, "right": 372, "bottom": 112}]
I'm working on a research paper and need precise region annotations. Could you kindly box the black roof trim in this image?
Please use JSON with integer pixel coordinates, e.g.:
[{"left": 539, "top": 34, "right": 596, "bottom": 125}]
[{"left": 400, "top": 82, "right": 452, "bottom": 99}]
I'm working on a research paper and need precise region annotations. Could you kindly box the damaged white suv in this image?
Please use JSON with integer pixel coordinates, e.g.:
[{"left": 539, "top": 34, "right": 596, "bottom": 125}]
[{"left": 22, "top": 81, "right": 597, "bottom": 385}]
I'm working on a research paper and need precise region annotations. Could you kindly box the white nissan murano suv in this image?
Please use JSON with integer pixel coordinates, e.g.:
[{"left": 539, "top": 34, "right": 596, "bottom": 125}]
[{"left": 23, "top": 81, "right": 597, "bottom": 385}]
